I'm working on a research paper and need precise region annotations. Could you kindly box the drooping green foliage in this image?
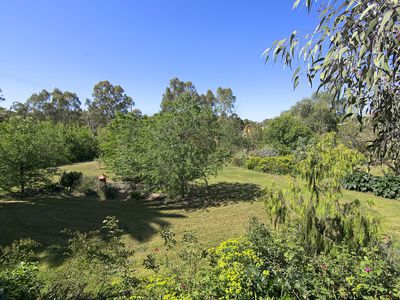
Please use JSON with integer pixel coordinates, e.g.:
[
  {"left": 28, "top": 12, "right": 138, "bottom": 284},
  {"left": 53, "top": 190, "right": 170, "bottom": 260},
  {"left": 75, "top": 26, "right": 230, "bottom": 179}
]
[
  {"left": 262, "top": 113, "right": 313, "bottom": 154},
  {"left": 0, "top": 117, "right": 68, "bottom": 194},
  {"left": 264, "top": 133, "right": 379, "bottom": 253},
  {"left": 265, "top": 0, "right": 400, "bottom": 175}
]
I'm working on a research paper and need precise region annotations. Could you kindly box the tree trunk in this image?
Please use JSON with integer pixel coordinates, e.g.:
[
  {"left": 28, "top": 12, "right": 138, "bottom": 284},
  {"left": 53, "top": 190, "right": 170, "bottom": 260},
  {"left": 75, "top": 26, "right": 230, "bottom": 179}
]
[{"left": 19, "top": 164, "right": 25, "bottom": 196}]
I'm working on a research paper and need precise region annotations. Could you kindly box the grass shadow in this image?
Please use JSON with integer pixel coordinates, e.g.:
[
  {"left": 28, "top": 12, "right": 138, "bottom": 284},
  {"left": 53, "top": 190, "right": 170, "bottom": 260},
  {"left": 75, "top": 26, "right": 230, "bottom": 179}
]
[
  {"left": 156, "top": 182, "right": 263, "bottom": 210},
  {"left": 0, "top": 194, "right": 185, "bottom": 267}
]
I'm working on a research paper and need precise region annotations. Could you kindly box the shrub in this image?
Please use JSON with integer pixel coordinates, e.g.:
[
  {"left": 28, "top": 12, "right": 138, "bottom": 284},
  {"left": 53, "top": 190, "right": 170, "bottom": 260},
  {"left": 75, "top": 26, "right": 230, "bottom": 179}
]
[
  {"left": 104, "top": 185, "right": 119, "bottom": 200},
  {"left": 231, "top": 151, "right": 247, "bottom": 167},
  {"left": 246, "top": 219, "right": 400, "bottom": 299},
  {"left": 42, "top": 216, "right": 136, "bottom": 299},
  {"left": 342, "top": 171, "right": 374, "bottom": 192},
  {"left": 64, "top": 124, "right": 99, "bottom": 163},
  {"left": 0, "top": 262, "right": 43, "bottom": 300},
  {"left": 0, "top": 239, "right": 41, "bottom": 267},
  {"left": 0, "top": 239, "right": 43, "bottom": 300},
  {"left": 76, "top": 176, "right": 99, "bottom": 196},
  {"left": 248, "top": 146, "right": 278, "bottom": 157},
  {"left": 60, "top": 171, "right": 83, "bottom": 192},
  {"left": 246, "top": 155, "right": 293, "bottom": 174},
  {"left": 207, "top": 238, "right": 269, "bottom": 299},
  {"left": 343, "top": 171, "right": 400, "bottom": 199}
]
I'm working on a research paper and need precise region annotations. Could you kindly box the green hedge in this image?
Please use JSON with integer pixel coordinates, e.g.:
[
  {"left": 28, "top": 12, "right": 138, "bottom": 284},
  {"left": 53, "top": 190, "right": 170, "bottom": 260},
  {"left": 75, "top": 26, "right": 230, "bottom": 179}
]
[
  {"left": 246, "top": 155, "right": 293, "bottom": 174},
  {"left": 343, "top": 171, "right": 400, "bottom": 200}
]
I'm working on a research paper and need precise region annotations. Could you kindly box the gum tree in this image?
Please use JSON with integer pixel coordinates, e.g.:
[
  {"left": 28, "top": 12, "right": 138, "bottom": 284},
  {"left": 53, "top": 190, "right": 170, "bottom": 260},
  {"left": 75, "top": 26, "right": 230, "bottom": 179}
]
[{"left": 265, "top": 0, "right": 400, "bottom": 174}]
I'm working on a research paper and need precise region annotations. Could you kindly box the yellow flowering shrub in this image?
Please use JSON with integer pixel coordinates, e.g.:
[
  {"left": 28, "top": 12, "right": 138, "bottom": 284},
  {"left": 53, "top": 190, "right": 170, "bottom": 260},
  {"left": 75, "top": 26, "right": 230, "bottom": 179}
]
[
  {"left": 208, "top": 238, "right": 268, "bottom": 299},
  {"left": 143, "top": 274, "right": 181, "bottom": 299}
]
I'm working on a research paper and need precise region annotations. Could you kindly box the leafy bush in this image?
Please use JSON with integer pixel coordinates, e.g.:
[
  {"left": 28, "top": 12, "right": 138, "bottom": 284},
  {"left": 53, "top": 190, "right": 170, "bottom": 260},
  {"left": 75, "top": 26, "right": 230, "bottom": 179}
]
[
  {"left": 42, "top": 216, "right": 137, "bottom": 299},
  {"left": 136, "top": 224, "right": 400, "bottom": 299},
  {"left": 104, "top": 185, "right": 119, "bottom": 200},
  {"left": 230, "top": 151, "right": 247, "bottom": 167},
  {"left": 0, "top": 239, "right": 41, "bottom": 267},
  {"left": 60, "top": 171, "right": 83, "bottom": 192},
  {"left": 247, "top": 219, "right": 400, "bottom": 299},
  {"left": 0, "top": 262, "right": 43, "bottom": 300},
  {"left": 246, "top": 155, "right": 293, "bottom": 174},
  {"left": 262, "top": 113, "right": 313, "bottom": 155},
  {"left": 0, "top": 239, "right": 43, "bottom": 300},
  {"left": 75, "top": 176, "right": 99, "bottom": 196},
  {"left": 64, "top": 124, "right": 99, "bottom": 162},
  {"left": 343, "top": 171, "right": 400, "bottom": 200},
  {"left": 248, "top": 146, "right": 278, "bottom": 157},
  {"left": 342, "top": 171, "right": 374, "bottom": 192}
]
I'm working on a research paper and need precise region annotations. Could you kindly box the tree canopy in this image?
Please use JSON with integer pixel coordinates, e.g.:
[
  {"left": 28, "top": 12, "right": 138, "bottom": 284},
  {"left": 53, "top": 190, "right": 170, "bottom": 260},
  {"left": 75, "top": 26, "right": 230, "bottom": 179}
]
[
  {"left": 0, "top": 117, "right": 67, "bottom": 194},
  {"left": 86, "top": 80, "right": 134, "bottom": 129},
  {"left": 265, "top": 0, "right": 400, "bottom": 174}
]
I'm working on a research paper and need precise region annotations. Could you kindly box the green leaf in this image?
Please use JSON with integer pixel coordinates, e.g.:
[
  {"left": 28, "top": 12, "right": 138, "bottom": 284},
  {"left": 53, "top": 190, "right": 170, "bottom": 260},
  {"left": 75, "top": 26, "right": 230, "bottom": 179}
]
[
  {"left": 292, "top": 0, "right": 301, "bottom": 10},
  {"left": 379, "top": 11, "right": 392, "bottom": 34},
  {"left": 360, "top": 3, "right": 376, "bottom": 20}
]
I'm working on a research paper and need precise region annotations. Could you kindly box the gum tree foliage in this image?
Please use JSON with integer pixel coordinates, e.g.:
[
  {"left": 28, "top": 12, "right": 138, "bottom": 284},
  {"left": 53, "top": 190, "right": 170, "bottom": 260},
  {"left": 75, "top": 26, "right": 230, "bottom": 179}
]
[
  {"left": 161, "top": 77, "right": 199, "bottom": 112},
  {"left": 265, "top": 0, "right": 400, "bottom": 174},
  {"left": 11, "top": 89, "right": 82, "bottom": 124},
  {"left": 86, "top": 80, "right": 134, "bottom": 129},
  {"left": 0, "top": 117, "right": 68, "bottom": 194},
  {"left": 289, "top": 92, "right": 340, "bottom": 133},
  {"left": 0, "top": 88, "right": 7, "bottom": 122},
  {"left": 161, "top": 78, "right": 244, "bottom": 153}
]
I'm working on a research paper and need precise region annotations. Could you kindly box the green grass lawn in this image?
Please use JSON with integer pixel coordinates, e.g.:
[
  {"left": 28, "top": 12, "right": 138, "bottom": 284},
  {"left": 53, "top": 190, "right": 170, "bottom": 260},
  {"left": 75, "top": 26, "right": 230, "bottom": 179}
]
[{"left": 0, "top": 161, "right": 399, "bottom": 272}]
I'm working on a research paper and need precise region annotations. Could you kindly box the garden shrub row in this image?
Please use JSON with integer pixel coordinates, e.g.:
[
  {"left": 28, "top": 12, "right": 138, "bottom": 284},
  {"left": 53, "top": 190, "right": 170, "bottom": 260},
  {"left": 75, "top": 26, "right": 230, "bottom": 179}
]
[
  {"left": 1, "top": 218, "right": 399, "bottom": 299},
  {"left": 246, "top": 155, "right": 293, "bottom": 174},
  {"left": 343, "top": 171, "right": 400, "bottom": 200}
]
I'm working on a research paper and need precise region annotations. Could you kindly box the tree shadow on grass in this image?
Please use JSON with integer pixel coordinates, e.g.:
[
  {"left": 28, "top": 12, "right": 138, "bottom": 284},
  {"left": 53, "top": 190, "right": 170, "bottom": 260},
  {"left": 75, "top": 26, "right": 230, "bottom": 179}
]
[
  {"left": 159, "top": 182, "right": 263, "bottom": 210},
  {"left": 0, "top": 182, "right": 262, "bottom": 266},
  {"left": 0, "top": 194, "right": 185, "bottom": 267}
]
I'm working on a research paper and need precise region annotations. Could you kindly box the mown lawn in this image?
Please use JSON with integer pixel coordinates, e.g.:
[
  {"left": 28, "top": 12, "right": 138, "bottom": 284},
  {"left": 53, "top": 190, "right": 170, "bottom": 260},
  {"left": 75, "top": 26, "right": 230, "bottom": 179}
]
[{"left": 0, "top": 161, "right": 399, "bottom": 272}]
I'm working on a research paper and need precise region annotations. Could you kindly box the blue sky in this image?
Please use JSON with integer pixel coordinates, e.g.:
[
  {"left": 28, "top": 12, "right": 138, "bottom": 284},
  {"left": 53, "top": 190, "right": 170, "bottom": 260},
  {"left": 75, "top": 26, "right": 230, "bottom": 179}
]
[{"left": 0, "top": 0, "right": 319, "bottom": 121}]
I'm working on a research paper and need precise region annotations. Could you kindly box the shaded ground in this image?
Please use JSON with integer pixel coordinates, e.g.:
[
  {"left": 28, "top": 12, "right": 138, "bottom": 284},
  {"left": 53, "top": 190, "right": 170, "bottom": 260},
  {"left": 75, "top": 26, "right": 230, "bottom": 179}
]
[
  {"left": 1, "top": 162, "right": 399, "bottom": 269},
  {"left": 0, "top": 180, "right": 263, "bottom": 267}
]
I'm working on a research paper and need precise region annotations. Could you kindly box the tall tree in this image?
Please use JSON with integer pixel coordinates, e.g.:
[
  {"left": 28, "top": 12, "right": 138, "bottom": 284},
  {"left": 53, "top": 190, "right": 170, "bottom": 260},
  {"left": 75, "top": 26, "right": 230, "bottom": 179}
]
[
  {"left": 161, "top": 77, "right": 198, "bottom": 111},
  {"left": 0, "top": 117, "right": 67, "bottom": 194},
  {"left": 101, "top": 92, "right": 228, "bottom": 198},
  {"left": 0, "top": 88, "right": 4, "bottom": 103},
  {"left": 289, "top": 92, "right": 339, "bottom": 134},
  {"left": 0, "top": 88, "right": 7, "bottom": 122},
  {"left": 145, "top": 93, "right": 226, "bottom": 197},
  {"left": 86, "top": 80, "right": 134, "bottom": 129},
  {"left": 214, "top": 87, "right": 236, "bottom": 116},
  {"left": 265, "top": 0, "right": 400, "bottom": 174},
  {"left": 12, "top": 89, "right": 82, "bottom": 123}
]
